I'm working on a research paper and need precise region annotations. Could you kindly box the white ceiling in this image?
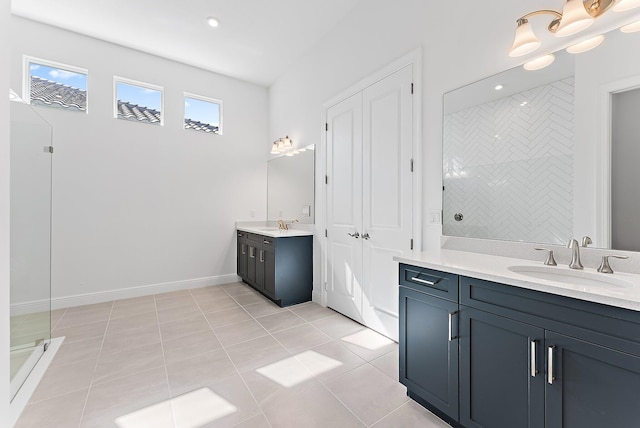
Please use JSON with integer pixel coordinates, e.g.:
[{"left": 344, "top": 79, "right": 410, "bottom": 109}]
[{"left": 11, "top": 0, "right": 363, "bottom": 86}]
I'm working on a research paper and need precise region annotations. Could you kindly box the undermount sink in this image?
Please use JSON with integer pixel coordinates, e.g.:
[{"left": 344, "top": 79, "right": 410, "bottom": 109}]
[{"left": 508, "top": 265, "right": 633, "bottom": 289}]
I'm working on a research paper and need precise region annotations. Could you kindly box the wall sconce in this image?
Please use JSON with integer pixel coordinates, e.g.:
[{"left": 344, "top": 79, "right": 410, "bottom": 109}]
[
  {"left": 270, "top": 135, "right": 293, "bottom": 154},
  {"left": 509, "top": 0, "right": 640, "bottom": 60}
]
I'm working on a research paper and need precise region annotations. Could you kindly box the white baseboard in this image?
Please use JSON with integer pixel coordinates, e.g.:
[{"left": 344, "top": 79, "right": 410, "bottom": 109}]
[{"left": 10, "top": 274, "right": 241, "bottom": 315}]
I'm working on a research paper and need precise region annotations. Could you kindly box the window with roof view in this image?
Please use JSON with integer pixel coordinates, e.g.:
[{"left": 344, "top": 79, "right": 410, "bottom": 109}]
[
  {"left": 114, "top": 78, "right": 163, "bottom": 126},
  {"left": 26, "top": 57, "right": 88, "bottom": 113},
  {"left": 184, "top": 93, "right": 222, "bottom": 135}
]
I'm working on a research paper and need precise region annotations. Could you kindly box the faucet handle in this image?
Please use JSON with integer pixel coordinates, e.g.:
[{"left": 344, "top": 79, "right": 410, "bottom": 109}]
[
  {"left": 581, "top": 236, "right": 593, "bottom": 247},
  {"left": 534, "top": 248, "right": 558, "bottom": 266},
  {"left": 597, "top": 255, "right": 629, "bottom": 274}
]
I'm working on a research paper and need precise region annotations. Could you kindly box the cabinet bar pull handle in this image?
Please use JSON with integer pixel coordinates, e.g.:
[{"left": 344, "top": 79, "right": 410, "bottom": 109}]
[
  {"left": 548, "top": 346, "right": 555, "bottom": 384},
  {"left": 531, "top": 340, "right": 537, "bottom": 377},
  {"left": 259, "top": 250, "right": 264, "bottom": 263},
  {"left": 448, "top": 311, "right": 457, "bottom": 341},
  {"left": 249, "top": 247, "right": 255, "bottom": 258},
  {"left": 242, "top": 244, "right": 246, "bottom": 255},
  {"left": 263, "top": 240, "right": 271, "bottom": 244},
  {"left": 410, "top": 276, "right": 440, "bottom": 286}
]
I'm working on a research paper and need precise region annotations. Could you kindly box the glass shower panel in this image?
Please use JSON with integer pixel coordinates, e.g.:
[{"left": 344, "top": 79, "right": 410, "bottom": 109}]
[{"left": 9, "top": 89, "right": 53, "bottom": 401}]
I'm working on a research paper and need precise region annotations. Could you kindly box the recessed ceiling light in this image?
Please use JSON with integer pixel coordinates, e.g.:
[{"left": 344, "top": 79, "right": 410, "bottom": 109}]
[
  {"left": 523, "top": 54, "right": 555, "bottom": 71},
  {"left": 494, "top": 84, "right": 504, "bottom": 91},
  {"left": 566, "top": 34, "right": 605, "bottom": 54},
  {"left": 206, "top": 17, "right": 220, "bottom": 28}
]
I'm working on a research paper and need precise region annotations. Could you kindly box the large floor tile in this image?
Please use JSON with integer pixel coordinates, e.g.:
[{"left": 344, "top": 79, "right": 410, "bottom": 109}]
[
  {"left": 48, "top": 336, "right": 103, "bottom": 368},
  {"left": 93, "top": 342, "right": 165, "bottom": 385},
  {"left": 159, "top": 313, "right": 211, "bottom": 341},
  {"left": 226, "top": 335, "right": 291, "bottom": 372},
  {"left": 52, "top": 320, "right": 108, "bottom": 344},
  {"left": 339, "top": 328, "right": 398, "bottom": 361},
  {"left": 325, "top": 363, "right": 408, "bottom": 426},
  {"left": 15, "top": 388, "right": 88, "bottom": 428},
  {"left": 197, "top": 295, "right": 241, "bottom": 314},
  {"left": 289, "top": 302, "right": 337, "bottom": 322},
  {"left": 204, "top": 306, "right": 252, "bottom": 328},
  {"left": 263, "top": 384, "right": 364, "bottom": 428},
  {"left": 194, "top": 375, "right": 261, "bottom": 428},
  {"left": 242, "top": 300, "right": 284, "bottom": 318},
  {"left": 213, "top": 319, "right": 268, "bottom": 347},
  {"left": 271, "top": 323, "right": 332, "bottom": 354},
  {"left": 55, "top": 305, "right": 112, "bottom": 329},
  {"left": 30, "top": 357, "right": 96, "bottom": 403},
  {"left": 162, "top": 330, "right": 222, "bottom": 364},
  {"left": 81, "top": 366, "right": 171, "bottom": 428},
  {"left": 371, "top": 348, "right": 399, "bottom": 381},
  {"left": 371, "top": 400, "right": 451, "bottom": 428},
  {"left": 50, "top": 308, "right": 68, "bottom": 330},
  {"left": 101, "top": 322, "right": 161, "bottom": 352},
  {"left": 156, "top": 303, "right": 202, "bottom": 325},
  {"left": 106, "top": 311, "right": 158, "bottom": 333},
  {"left": 220, "top": 283, "right": 257, "bottom": 297},
  {"left": 311, "top": 313, "right": 366, "bottom": 339},
  {"left": 110, "top": 296, "right": 156, "bottom": 319},
  {"left": 230, "top": 413, "right": 271, "bottom": 428},
  {"left": 299, "top": 341, "right": 367, "bottom": 383},
  {"left": 256, "top": 311, "right": 306, "bottom": 333},
  {"left": 233, "top": 292, "right": 269, "bottom": 307},
  {"left": 165, "top": 349, "right": 237, "bottom": 397}
]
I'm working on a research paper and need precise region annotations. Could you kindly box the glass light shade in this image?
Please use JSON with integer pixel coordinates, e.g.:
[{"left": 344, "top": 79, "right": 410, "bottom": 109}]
[
  {"left": 523, "top": 54, "right": 556, "bottom": 71},
  {"left": 270, "top": 141, "right": 280, "bottom": 154},
  {"left": 509, "top": 21, "right": 541, "bottom": 57},
  {"left": 620, "top": 19, "right": 640, "bottom": 32},
  {"left": 566, "top": 34, "right": 605, "bottom": 53},
  {"left": 613, "top": 0, "right": 640, "bottom": 12},
  {"left": 555, "top": 0, "right": 594, "bottom": 37},
  {"left": 281, "top": 135, "right": 293, "bottom": 150}
]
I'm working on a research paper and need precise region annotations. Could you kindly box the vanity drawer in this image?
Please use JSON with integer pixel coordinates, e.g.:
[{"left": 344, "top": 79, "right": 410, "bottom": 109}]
[
  {"left": 261, "top": 237, "right": 275, "bottom": 248},
  {"left": 399, "top": 264, "right": 459, "bottom": 302},
  {"left": 460, "top": 276, "right": 640, "bottom": 356}
]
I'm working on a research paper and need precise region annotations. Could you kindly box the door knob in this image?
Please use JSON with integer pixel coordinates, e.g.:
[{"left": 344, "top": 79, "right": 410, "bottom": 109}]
[
  {"left": 347, "top": 232, "right": 360, "bottom": 239},
  {"left": 362, "top": 233, "right": 370, "bottom": 240}
]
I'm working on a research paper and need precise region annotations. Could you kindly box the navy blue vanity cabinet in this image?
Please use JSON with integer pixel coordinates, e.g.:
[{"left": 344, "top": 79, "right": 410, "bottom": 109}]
[
  {"left": 399, "top": 264, "right": 460, "bottom": 423},
  {"left": 459, "top": 307, "right": 544, "bottom": 428},
  {"left": 460, "top": 275, "right": 640, "bottom": 428},
  {"left": 236, "top": 231, "right": 248, "bottom": 281},
  {"left": 237, "top": 231, "right": 312, "bottom": 307}
]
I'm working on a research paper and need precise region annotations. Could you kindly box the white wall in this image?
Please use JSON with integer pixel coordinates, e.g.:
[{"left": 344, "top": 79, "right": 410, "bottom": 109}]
[
  {"left": 10, "top": 17, "right": 269, "bottom": 307},
  {"left": 1, "top": 0, "right": 11, "bottom": 418}
]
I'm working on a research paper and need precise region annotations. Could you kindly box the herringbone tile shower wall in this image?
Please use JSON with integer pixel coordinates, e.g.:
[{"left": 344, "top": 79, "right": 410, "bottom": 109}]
[{"left": 443, "top": 77, "right": 575, "bottom": 245}]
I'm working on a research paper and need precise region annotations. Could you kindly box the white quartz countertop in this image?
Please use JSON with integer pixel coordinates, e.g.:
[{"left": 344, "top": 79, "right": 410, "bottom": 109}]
[
  {"left": 394, "top": 248, "right": 640, "bottom": 312},
  {"left": 237, "top": 225, "right": 313, "bottom": 238}
]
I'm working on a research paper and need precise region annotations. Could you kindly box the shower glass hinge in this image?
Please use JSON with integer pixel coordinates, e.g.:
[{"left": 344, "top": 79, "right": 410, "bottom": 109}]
[
  {"left": 44, "top": 146, "right": 53, "bottom": 153},
  {"left": 410, "top": 239, "right": 414, "bottom": 250}
]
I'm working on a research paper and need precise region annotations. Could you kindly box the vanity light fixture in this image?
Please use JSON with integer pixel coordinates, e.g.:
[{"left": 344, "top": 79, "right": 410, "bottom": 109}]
[
  {"left": 270, "top": 135, "right": 294, "bottom": 154},
  {"left": 566, "top": 34, "right": 605, "bottom": 52},
  {"left": 507, "top": 0, "right": 635, "bottom": 57},
  {"left": 523, "top": 54, "right": 556, "bottom": 71},
  {"left": 620, "top": 19, "right": 640, "bottom": 32}
]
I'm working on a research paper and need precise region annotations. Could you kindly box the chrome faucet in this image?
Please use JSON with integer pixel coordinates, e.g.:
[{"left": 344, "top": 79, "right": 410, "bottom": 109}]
[{"left": 567, "top": 239, "right": 583, "bottom": 270}]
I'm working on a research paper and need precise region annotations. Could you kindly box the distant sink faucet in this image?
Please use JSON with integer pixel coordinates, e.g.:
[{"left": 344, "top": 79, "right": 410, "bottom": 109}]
[
  {"left": 567, "top": 239, "right": 584, "bottom": 270},
  {"left": 278, "top": 219, "right": 299, "bottom": 230}
]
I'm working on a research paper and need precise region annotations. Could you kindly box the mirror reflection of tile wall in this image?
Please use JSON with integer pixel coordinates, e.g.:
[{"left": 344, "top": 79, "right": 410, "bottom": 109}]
[{"left": 443, "top": 77, "right": 575, "bottom": 245}]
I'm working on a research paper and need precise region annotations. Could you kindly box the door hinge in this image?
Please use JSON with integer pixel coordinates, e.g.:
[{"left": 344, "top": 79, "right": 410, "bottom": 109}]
[
  {"left": 325, "top": 123, "right": 328, "bottom": 131},
  {"left": 325, "top": 229, "right": 328, "bottom": 238},
  {"left": 44, "top": 146, "right": 53, "bottom": 153},
  {"left": 410, "top": 239, "right": 414, "bottom": 250},
  {"left": 411, "top": 83, "right": 414, "bottom": 94},
  {"left": 325, "top": 175, "right": 328, "bottom": 184},
  {"left": 410, "top": 158, "right": 414, "bottom": 172}
]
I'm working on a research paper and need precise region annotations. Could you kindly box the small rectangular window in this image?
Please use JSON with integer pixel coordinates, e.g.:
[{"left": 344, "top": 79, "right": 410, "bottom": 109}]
[
  {"left": 184, "top": 93, "right": 222, "bottom": 134},
  {"left": 114, "top": 78, "right": 163, "bottom": 126},
  {"left": 25, "top": 57, "right": 87, "bottom": 113}
]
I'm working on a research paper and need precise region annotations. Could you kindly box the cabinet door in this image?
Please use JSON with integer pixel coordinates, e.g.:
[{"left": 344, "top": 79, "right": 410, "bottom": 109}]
[
  {"left": 263, "top": 246, "right": 276, "bottom": 298},
  {"left": 399, "top": 287, "right": 459, "bottom": 421},
  {"left": 255, "top": 247, "right": 265, "bottom": 292},
  {"left": 545, "top": 331, "right": 640, "bottom": 428},
  {"left": 237, "top": 233, "right": 248, "bottom": 280},
  {"left": 459, "top": 307, "right": 544, "bottom": 428},
  {"left": 247, "top": 244, "right": 257, "bottom": 284}
]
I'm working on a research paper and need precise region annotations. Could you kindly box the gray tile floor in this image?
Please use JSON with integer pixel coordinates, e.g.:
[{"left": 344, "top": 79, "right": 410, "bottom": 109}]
[{"left": 15, "top": 282, "right": 450, "bottom": 428}]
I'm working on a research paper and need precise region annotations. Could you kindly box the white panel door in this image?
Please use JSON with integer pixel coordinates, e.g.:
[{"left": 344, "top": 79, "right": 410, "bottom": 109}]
[
  {"left": 361, "top": 65, "right": 413, "bottom": 341},
  {"left": 326, "top": 92, "right": 364, "bottom": 323}
]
